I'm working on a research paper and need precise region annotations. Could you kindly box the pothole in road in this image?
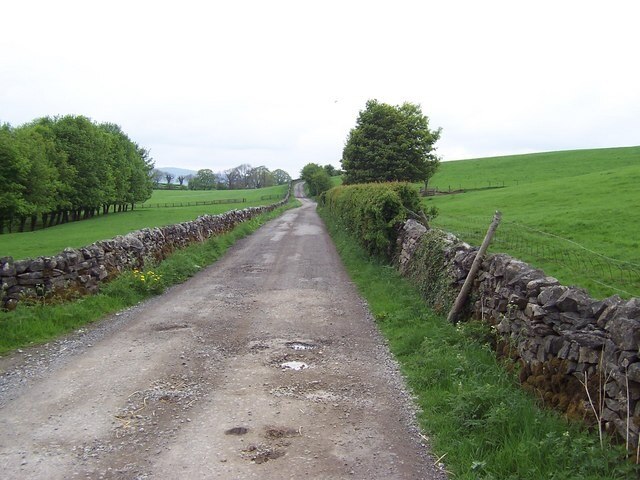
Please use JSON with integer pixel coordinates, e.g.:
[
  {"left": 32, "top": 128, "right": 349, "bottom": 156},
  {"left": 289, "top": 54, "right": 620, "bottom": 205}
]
[
  {"left": 153, "top": 323, "right": 190, "bottom": 332},
  {"left": 281, "top": 361, "right": 308, "bottom": 371},
  {"left": 242, "top": 444, "right": 284, "bottom": 464},
  {"left": 285, "top": 341, "right": 316, "bottom": 351},
  {"left": 265, "top": 426, "right": 301, "bottom": 439},
  {"left": 241, "top": 264, "right": 266, "bottom": 274}
]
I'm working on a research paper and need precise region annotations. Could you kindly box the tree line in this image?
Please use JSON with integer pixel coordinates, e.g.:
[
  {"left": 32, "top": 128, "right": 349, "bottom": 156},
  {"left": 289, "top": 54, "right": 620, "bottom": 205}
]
[
  {"left": 0, "top": 115, "right": 154, "bottom": 234},
  {"left": 150, "top": 164, "right": 291, "bottom": 190}
]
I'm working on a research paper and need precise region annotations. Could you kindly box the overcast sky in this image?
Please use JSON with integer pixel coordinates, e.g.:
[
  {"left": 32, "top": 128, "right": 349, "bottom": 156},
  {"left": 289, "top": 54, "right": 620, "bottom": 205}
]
[{"left": 2, "top": 0, "right": 639, "bottom": 177}]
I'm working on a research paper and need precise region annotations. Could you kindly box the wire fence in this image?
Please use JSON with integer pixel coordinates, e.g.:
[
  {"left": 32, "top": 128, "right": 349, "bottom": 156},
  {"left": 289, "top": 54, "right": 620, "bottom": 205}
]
[
  {"left": 135, "top": 198, "right": 247, "bottom": 209},
  {"left": 432, "top": 215, "right": 640, "bottom": 299}
]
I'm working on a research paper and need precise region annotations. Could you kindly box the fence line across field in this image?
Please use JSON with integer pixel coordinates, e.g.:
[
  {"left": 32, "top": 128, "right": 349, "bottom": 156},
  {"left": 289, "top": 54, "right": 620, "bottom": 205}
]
[
  {"left": 135, "top": 198, "right": 247, "bottom": 209},
  {"left": 432, "top": 215, "right": 640, "bottom": 299}
]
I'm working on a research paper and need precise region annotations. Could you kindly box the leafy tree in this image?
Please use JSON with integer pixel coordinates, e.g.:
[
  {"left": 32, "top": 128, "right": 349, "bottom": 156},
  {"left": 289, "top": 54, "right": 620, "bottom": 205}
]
[
  {"left": 272, "top": 169, "right": 291, "bottom": 185},
  {"left": 151, "top": 169, "right": 165, "bottom": 187},
  {"left": 247, "top": 166, "right": 275, "bottom": 188},
  {"left": 323, "top": 164, "right": 338, "bottom": 177},
  {"left": 300, "top": 163, "right": 323, "bottom": 183},
  {"left": 188, "top": 169, "right": 217, "bottom": 190},
  {"left": 226, "top": 163, "right": 253, "bottom": 189},
  {"left": 47, "top": 115, "right": 115, "bottom": 219},
  {"left": 0, "top": 125, "right": 28, "bottom": 233},
  {"left": 341, "top": 99, "right": 441, "bottom": 185},
  {"left": 0, "top": 116, "right": 153, "bottom": 231},
  {"left": 14, "top": 124, "right": 63, "bottom": 230},
  {"left": 308, "top": 169, "right": 332, "bottom": 196},
  {"left": 300, "top": 163, "right": 332, "bottom": 196}
]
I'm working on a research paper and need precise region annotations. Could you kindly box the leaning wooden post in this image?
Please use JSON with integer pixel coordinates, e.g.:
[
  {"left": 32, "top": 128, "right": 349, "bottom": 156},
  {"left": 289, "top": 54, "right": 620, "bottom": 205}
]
[{"left": 447, "top": 211, "right": 502, "bottom": 323}]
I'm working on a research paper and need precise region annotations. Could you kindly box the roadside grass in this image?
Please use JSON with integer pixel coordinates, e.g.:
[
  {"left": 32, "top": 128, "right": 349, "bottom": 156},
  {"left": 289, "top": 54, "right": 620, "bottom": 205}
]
[
  {"left": 0, "top": 200, "right": 298, "bottom": 355},
  {"left": 0, "top": 185, "right": 288, "bottom": 260},
  {"left": 319, "top": 208, "right": 637, "bottom": 479},
  {"left": 425, "top": 147, "right": 640, "bottom": 299}
]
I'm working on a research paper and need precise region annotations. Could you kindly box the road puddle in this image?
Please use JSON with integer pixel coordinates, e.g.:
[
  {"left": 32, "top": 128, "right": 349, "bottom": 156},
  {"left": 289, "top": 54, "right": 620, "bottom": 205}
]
[
  {"left": 281, "top": 361, "right": 308, "bottom": 370},
  {"left": 285, "top": 341, "right": 315, "bottom": 351}
]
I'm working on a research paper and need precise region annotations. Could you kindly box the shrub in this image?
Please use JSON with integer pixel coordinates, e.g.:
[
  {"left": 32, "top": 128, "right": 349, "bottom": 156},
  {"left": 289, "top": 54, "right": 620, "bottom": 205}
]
[{"left": 322, "top": 182, "right": 423, "bottom": 258}]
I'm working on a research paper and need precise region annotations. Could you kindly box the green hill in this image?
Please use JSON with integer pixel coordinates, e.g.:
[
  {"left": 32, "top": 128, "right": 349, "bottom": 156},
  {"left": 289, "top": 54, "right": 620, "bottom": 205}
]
[{"left": 424, "top": 146, "right": 640, "bottom": 299}]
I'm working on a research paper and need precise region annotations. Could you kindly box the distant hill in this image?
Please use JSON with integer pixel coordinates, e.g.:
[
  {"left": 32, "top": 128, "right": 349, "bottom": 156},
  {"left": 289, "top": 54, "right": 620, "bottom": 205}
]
[
  {"left": 157, "top": 167, "right": 198, "bottom": 180},
  {"left": 158, "top": 167, "right": 198, "bottom": 177}
]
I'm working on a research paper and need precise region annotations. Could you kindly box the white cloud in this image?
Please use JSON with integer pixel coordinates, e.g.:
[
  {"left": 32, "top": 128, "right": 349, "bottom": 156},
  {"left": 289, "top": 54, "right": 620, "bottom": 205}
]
[{"left": 1, "top": 0, "right": 639, "bottom": 176}]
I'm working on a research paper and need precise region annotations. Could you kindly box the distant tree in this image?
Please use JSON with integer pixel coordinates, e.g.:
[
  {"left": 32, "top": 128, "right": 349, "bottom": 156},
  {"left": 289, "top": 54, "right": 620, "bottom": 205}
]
[
  {"left": 177, "top": 175, "right": 186, "bottom": 186},
  {"left": 300, "top": 163, "right": 323, "bottom": 183},
  {"left": 323, "top": 164, "right": 338, "bottom": 177},
  {"left": 188, "top": 169, "right": 217, "bottom": 190},
  {"left": 164, "top": 172, "right": 174, "bottom": 188},
  {"left": 300, "top": 163, "right": 331, "bottom": 196},
  {"left": 226, "top": 163, "right": 253, "bottom": 189},
  {"left": 341, "top": 99, "right": 441, "bottom": 185},
  {"left": 247, "top": 166, "right": 275, "bottom": 188},
  {"left": 151, "top": 169, "right": 164, "bottom": 186},
  {"left": 215, "top": 171, "right": 229, "bottom": 189},
  {"left": 271, "top": 169, "right": 291, "bottom": 185},
  {"left": 308, "top": 169, "right": 332, "bottom": 196}
]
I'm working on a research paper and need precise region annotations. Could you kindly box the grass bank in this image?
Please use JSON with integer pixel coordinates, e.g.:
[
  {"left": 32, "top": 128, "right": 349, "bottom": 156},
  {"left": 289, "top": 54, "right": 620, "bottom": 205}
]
[
  {"left": 0, "top": 200, "right": 298, "bottom": 355},
  {"left": 0, "top": 185, "right": 288, "bottom": 260},
  {"left": 319, "top": 208, "right": 637, "bottom": 479}
]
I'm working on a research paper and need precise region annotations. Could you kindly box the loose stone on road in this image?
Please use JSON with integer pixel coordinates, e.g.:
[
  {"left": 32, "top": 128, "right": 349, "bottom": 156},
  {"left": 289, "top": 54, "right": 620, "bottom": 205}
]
[{"left": 0, "top": 190, "right": 447, "bottom": 479}]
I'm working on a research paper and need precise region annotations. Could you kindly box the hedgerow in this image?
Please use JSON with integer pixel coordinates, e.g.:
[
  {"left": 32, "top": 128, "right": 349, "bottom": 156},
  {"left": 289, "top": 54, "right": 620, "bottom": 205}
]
[{"left": 322, "top": 182, "right": 422, "bottom": 258}]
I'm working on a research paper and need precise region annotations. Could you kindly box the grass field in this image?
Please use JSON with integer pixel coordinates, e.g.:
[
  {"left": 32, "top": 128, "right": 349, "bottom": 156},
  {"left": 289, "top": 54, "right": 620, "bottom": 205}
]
[
  {"left": 0, "top": 185, "right": 288, "bottom": 260},
  {"left": 424, "top": 146, "right": 640, "bottom": 299},
  {"left": 320, "top": 208, "right": 637, "bottom": 479}
]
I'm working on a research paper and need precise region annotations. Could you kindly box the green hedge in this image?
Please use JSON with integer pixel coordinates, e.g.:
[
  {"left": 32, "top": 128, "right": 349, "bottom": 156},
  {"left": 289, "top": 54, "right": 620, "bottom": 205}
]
[{"left": 322, "top": 182, "right": 422, "bottom": 258}]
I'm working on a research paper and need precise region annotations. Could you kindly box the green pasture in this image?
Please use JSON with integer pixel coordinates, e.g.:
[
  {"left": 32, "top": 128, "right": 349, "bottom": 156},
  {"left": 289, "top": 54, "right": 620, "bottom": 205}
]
[
  {"left": 425, "top": 146, "right": 640, "bottom": 298},
  {"left": 430, "top": 146, "right": 640, "bottom": 191},
  {"left": 0, "top": 185, "right": 288, "bottom": 260}
]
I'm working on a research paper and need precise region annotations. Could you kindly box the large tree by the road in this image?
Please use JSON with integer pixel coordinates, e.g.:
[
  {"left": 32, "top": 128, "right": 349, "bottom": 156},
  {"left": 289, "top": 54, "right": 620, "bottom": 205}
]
[{"left": 341, "top": 99, "right": 441, "bottom": 186}]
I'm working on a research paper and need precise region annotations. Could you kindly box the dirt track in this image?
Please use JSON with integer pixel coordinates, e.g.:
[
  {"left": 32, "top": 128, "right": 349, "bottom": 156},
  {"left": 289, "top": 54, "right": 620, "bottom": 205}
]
[{"left": 0, "top": 187, "right": 446, "bottom": 479}]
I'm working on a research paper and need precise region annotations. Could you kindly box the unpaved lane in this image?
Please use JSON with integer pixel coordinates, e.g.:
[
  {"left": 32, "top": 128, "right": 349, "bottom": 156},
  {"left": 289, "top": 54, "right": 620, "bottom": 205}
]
[{"left": 0, "top": 193, "right": 446, "bottom": 479}]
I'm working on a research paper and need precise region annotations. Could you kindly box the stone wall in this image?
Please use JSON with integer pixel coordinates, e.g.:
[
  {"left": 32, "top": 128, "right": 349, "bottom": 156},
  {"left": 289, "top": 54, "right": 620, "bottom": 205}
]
[
  {"left": 0, "top": 193, "right": 290, "bottom": 309},
  {"left": 396, "top": 219, "right": 640, "bottom": 445}
]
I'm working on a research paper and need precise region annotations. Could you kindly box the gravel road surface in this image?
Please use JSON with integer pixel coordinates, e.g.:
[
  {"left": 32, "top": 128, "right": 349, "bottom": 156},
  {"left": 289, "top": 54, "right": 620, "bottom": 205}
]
[{"left": 0, "top": 187, "right": 447, "bottom": 479}]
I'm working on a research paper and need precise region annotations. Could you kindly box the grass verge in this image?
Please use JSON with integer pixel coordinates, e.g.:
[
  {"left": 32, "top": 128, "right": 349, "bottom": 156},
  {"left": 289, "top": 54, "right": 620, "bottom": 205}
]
[
  {"left": 0, "top": 200, "right": 299, "bottom": 355},
  {"left": 319, "top": 208, "right": 638, "bottom": 479}
]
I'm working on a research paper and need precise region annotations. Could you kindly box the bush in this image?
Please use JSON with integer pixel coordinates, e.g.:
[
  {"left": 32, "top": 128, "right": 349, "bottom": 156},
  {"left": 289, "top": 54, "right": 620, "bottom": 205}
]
[{"left": 322, "top": 182, "right": 423, "bottom": 258}]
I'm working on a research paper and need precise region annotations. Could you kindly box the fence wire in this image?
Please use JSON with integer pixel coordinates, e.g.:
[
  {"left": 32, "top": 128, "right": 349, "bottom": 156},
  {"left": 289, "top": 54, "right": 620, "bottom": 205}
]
[{"left": 432, "top": 215, "right": 640, "bottom": 299}]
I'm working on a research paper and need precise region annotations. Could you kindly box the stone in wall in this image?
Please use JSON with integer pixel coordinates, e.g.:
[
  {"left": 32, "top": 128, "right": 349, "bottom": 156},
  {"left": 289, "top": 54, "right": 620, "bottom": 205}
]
[
  {"left": 395, "top": 220, "right": 640, "bottom": 445},
  {"left": 0, "top": 191, "right": 290, "bottom": 310}
]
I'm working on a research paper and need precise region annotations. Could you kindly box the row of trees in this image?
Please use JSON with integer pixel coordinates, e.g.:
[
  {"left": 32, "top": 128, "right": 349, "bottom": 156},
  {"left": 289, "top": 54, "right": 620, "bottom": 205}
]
[
  {"left": 0, "top": 115, "right": 154, "bottom": 233},
  {"left": 185, "top": 164, "right": 291, "bottom": 190}
]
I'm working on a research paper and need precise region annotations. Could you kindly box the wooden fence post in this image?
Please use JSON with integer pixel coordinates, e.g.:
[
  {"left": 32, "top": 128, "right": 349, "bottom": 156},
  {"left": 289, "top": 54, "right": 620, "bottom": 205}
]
[{"left": 447, "top": 211, "right": 502, "bottom": 323}]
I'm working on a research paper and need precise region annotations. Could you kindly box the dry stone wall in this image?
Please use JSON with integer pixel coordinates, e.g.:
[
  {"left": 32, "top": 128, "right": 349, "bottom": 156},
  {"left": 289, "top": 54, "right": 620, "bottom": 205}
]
[
  {"left": 1, "top": 194, "right": 290, "bottom": 310},
  {"left": 396, "top": 219, "right": 640, "bottom": 445}
]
